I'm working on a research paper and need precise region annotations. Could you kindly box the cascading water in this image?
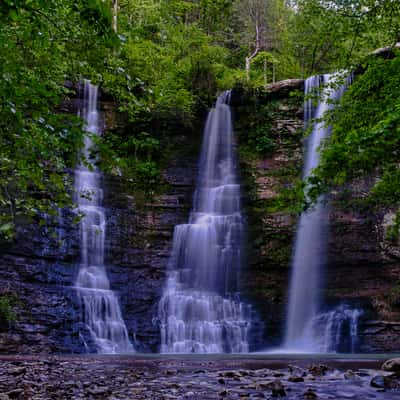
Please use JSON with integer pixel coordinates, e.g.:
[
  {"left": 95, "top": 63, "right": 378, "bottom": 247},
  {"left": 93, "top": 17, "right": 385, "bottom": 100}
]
[
  {"left": 158, "top": 91, "right": 250, "bottom": 353},
  {"left": 284, "top": 74, "right": 354, "bottom": 352},
  {"left": 303, "top": 304, "right": 363, "bottom": 353},
  {"left": 75, "top": 80, "right": 133, "bottom": 354}
]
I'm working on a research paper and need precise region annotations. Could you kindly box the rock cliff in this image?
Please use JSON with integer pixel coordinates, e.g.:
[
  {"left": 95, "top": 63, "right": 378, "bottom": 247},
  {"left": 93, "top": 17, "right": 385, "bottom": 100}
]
[
  {"left": 232, "top": 81, "right": 400, "bottom": 352},
  {"left": 0, "top": 90, "right": 199, "bottom": 353},
  {"left": 1, "top": 80, "right": 399, "bottom": 353}
]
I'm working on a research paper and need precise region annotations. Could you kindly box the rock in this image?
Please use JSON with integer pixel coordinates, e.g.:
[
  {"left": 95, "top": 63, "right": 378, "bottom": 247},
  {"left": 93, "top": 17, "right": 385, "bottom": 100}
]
[
  {"left": 266, "top": 79, "right": 304, "bottom": 95},
  {"left": 303, "top": 388, "right": 318, "bottom": 399},
  {"left": 288, "top": 376, "right": 304, "bottom": 382},
  {"left": 223, "top": 371, "right": 240, "bottom": 378},
  {"left": 343, "top": 370, "right": 361, "bottom": 381},
  {"left": 166, "top": 369, "right": 178, "bottom": 376},
  {"left": 371, "top": 375, "right": 386, "bottom": 389},
  {"left": 87, "top": 386, "right": 110, "bottom": 396},
  {"left": 269, "top": 379, "right": 286, "bottom": 397},
  {"left": 288, "top": 365, "right": 306, "bottom": 377},
  {"left": 6, "top": 389, "right": 24, "bottom": 399},
  {"left": 257, "top": 381, "right": 273, "bottom": 389},
  {"left": 371, "top": 42, "right": 400, "bottom": 58},
  {"left": 308, "top": 365, "right": 329, "bottom": 376},
  {"left": 0, "top": 93, "right": 198, "bottom": 354},
  {"left": 8, "top": 367, "right": 26, "bottom": 376},
  {"left": 370, "top": 374, "right": 400, "bottom": 390},
  {"left": 168, "top": 383, "right": 180, "bottom": 389},
  {"left": 382, "top": 358, "right": 400, "bottom": 372}
]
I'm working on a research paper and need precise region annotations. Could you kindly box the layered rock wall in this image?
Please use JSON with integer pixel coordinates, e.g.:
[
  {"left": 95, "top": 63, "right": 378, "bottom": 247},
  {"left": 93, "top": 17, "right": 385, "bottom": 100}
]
[
  {"left": 233, "top": 81, "right": 400, "bottom": 352},
  {"left": 0, "top": 91, "right": 198, "bottom": 353}
]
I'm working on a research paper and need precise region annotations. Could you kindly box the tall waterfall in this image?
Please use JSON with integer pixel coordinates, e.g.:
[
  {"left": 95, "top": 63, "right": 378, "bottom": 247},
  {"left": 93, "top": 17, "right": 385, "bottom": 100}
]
[
  {"left": 158, "top": 91, "right": 250, "bottom": 353},
  {"left": 284, "top": 74, "right": 352, "bottom": 352},
  {"left": 75, "top": 80, "right": 133, "bottom": 354}
]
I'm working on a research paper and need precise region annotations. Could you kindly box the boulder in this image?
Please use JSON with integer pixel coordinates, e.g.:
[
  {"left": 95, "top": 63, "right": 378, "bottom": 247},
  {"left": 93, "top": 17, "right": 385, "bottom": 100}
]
[
  {"left": 308, "top": 364, "right": 329, "bottom": 376},
  {"left": 371, "top": 374, "right": 400, "bottom": 390},
  {"left": 268, "top": 379, "right": 286, "bottom": 397},
  {"left": 304, "top": 388, "right": 318, "bottom": 399},
  {"left": 266, "top": 79, "right": 304, "bottom": 94},
  {"left": 382, "top": 358, "right": 400, "bottom": 373}
]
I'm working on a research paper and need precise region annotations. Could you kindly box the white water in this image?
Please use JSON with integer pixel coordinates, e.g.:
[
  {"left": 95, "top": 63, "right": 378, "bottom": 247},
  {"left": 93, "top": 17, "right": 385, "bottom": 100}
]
[
  {"left": 75, "top": 80, "right": 133, "bottom": 354},
  {"left": 284, "top": 74, "right": 353, "bottom": 352},
  {"left": 304, "top": 305, "right": 363, "bottom": 353},
  {"left": 158, "top": 91, "right": 250, "bottom": 353}
]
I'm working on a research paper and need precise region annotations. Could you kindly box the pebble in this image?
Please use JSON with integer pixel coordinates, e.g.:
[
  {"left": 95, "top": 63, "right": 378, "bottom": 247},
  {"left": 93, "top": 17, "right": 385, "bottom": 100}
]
[
  {"left": 0, "top": 357, "right": 396, "bottom": 400},
  {"left": 304, "top": 388, "right": 318, "bottom": 399}
]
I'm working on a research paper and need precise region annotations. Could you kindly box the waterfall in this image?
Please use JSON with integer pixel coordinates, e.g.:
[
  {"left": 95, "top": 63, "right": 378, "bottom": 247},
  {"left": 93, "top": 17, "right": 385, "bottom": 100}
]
[
  {"left": 303, "top": 305, "right": 363, "bottom": 353},
  {"left": 158, "top": 91, "right": 250, "bottom": 353},
  {"left": 284, "top": 73, "right": 353, "bottom": 352},
  {"left": 74, "top": 80, "right": 134, "bottom": 354}
]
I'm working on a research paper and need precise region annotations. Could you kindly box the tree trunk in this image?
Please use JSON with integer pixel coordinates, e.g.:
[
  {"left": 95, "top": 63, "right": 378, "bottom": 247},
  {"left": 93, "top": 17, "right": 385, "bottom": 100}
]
[
  {"left": 245, "top": 17, "right": 261, "bottom": 80},
  {"left": 245, "top": 57, "right": 251, "bottom": 80},
  {"left": 112, "top": 0, "right": 118, "bottom": 33}
]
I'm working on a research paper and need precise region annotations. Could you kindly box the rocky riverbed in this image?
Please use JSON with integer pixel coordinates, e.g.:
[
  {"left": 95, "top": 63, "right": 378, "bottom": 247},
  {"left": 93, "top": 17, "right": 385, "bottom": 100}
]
[{"left": 0, "top": 356, "right": 399, "bottom": 399}]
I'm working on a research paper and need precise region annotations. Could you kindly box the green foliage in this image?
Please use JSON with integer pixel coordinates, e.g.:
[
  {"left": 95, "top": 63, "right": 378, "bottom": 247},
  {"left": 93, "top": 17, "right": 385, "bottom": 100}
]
[
  {"left": 387, "top": 282, "right": 400, "bottom": 309},
  {"left": 238, "top": 97, "right": 277, "bottom": 156},
  {"left": 254, "top": 134, "right": 276, "bottom": 155},
  {"left": 0, "top": 295, "right": 16, "bottom": 328},
  {"left": 103, "top": 10, "right": 232, "bottom": 120},
  {"left": 386, "top": 212, "right": 400, "bottom": 242},
  {"left": 1, "top": 0, "right": 399, "bottom": 241},
  {"left": 93, "top": 0, "right": 238, "bottom": 192},
  {"left": 287, "top": 0, "right": 400, "bottom": 76},
  {"left": 309, "top": 54, "right": 400, "bottom": 207},
  {"left": 0, "top": 0, "right": 115, "bottom": 241}
]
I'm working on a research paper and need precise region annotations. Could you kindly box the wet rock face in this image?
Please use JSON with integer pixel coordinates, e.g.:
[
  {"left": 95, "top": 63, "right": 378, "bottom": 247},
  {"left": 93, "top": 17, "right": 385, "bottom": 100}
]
[
  {"left": 1, "top": 82, "right": 400, "bottom": 354},
  {"left": 0, "top": 94, "right": 198, "bottom": 353},
  {"left": 233, "top": 84, "right": 400, "bottom": 352},
  {"left": 0, "top": 209, "right": 85, "bottom": 353},
  {"left": 326, "top": 178, "right": 400, "bottom": 351},
  {"left": 102, "top": 161, "right": 196, "bottom": 352},
  {"left": 232, "top": 87, "right": 304, "bottom": 348}
]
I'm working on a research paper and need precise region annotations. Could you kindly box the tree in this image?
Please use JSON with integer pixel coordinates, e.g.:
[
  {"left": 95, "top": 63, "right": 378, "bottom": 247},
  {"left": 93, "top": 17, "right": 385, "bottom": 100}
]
[
  {"left": 233, "top": 0, "right": 287, "bottom": 79},
  {"left": 113, "top": 0, "right": 118, "bottom": 32},
  {"left": 309, "top": 54, "right": 400, "bottom": 211},
  {"left": 288, "top": 0, "right": 400, "bottom": 76},
  {"left": 0, "top": 0, "right": 114, "bottom": 240}
]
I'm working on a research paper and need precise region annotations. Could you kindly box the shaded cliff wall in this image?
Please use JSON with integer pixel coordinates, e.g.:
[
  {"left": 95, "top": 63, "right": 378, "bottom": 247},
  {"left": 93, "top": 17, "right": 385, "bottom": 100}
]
[
  {"left": 0, "top": 89, "right": 199, "bottom": 353},
  {"left": 232, "top": 81, "right": 400, "bottom": 352},
  {"left": 1, "top": 80, "right": 399, "bottom": 354},
  {"left": 231, "top": 83, "right": 305, "bottom": 348}
]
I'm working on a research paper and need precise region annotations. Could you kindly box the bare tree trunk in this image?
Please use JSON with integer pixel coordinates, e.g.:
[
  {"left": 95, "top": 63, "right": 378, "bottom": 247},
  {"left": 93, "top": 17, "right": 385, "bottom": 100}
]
[
  {"left": 245, "top": 57, "right": 251, "bottom": 80},
  {"left": 245, "top": 14, "right": 261, "bottom": 80},
  {"left": 112, "top": 0, "right": 118, "bottom": 33}
]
